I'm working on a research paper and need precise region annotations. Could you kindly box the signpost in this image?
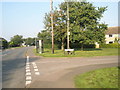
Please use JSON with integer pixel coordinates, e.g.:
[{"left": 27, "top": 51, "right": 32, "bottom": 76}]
[
  {"left": 39, "top": 40, "right": 42, "bottom": 54},
  {"left": 36, "top": 40, "right": 43, "bottom": 54}
]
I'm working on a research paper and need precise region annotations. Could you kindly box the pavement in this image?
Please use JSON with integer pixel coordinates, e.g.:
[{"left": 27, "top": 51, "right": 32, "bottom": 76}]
[{"left": 1, "top": 46, "right": 119, "bottom": 88}]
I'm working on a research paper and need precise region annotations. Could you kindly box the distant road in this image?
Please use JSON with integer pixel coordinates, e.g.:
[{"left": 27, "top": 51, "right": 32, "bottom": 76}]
[{"left": 2, "top": 47, "right": 28, "bottom": 88}]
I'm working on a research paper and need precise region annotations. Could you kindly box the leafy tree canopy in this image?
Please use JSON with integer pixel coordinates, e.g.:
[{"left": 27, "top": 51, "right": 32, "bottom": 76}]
[
  {"left": 9, "top": 35, "right": 23, "bottom": 47},
  {"left": 0, "top": 37, "right": 8, "bottom": 49},
  {"left": 44, "top": 0, "right": 108, "bottom": 49}
]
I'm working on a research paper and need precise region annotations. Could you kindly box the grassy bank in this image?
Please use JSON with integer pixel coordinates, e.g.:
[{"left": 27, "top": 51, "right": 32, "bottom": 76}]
[
  {"left": 74, "top": 67, "right": 119, "bottom": 88},
  {"left": 34, "top": 48, "right": 118, "bottom": 57}
]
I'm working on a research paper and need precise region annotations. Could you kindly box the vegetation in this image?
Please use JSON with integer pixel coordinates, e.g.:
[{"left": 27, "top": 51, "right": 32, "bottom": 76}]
[
  {"left": 100, "top": 43, "right": 120, "bottom": 48},
  {"left": 24, "top": 37, "right": 35, "bottom": 46},
  {"left": 41, "top": 1, "right": 108, "bottom": 50},
  {"left": 34, "top": 48, "right": 118, "bottom": 57},
  {"left": 74, "top": 67, "right": 119, "bottom": 88},
  {"left": 0, "top": 38, "right": 8, "bottom": 49},
  {"left": 1, "top": 35, "right": 36, "bottom": 49},
  {"left": 9, "top": 35, "right": 23, "bottom": 47},
  {"left": 37, "top": 30, "right": 52, "bottom": 48}
]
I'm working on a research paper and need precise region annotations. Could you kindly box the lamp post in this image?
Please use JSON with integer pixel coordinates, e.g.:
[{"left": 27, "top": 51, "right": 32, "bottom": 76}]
[{"left": 50, "top": 0, "right": 54, "bottom": 54}]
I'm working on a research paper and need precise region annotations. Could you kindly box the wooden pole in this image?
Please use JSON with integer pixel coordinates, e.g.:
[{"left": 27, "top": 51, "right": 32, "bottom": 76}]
[
  {"left": 50, "top": 0, "right": 54, "bottom": 54},
  {"left": 67, "top": 1, "right": 70, "bottom": 49}
]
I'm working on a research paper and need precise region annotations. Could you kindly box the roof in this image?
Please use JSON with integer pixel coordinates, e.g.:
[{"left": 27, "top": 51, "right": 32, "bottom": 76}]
[{"left": 105, "top": 26, "right": 120, "bottom": 34}]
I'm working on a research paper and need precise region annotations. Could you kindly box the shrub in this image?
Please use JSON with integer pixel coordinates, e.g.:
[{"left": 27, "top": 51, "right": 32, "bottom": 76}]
[
  {"left": 43, "top": 44, "right": 60, "bottom": 49},
  {"left": 100, "top": 43, "right": 120, "bottom": 48},
  {"left": 71, "top": 43, "right": 95, "bottom": 49}
]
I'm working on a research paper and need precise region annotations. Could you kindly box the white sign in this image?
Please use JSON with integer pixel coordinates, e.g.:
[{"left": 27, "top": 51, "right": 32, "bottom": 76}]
[{"left": 65, "top": 49, "right": 74, "bottom": 51}]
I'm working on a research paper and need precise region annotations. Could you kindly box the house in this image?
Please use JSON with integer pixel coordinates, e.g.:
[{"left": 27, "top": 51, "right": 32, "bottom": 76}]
[{"left": 105, "top": 26, "right": 120, "bottom": 44}]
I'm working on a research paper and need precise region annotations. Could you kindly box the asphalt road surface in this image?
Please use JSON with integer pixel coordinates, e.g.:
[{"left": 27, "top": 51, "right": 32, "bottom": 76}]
[
  {"left": 1, "top": 47, "right": 118, "bottom": 88},
  {"left": 2, "top": 47, "right": 28, "bottom": 88}
]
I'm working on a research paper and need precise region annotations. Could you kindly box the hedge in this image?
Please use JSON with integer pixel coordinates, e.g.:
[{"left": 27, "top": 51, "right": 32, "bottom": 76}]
[
  {"left": 100, "top": 43, "right": 120, "bottom": 48},
  {"left": 70, "top": 43, "right": 95, "bottom": 48},
  {"left": 43, "top": 43, "right": 60, "bottom": 49}
]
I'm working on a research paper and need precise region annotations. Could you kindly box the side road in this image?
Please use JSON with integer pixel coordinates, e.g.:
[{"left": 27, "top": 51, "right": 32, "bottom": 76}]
[{"left": 26, "top": 47, "right": 118, "bottom": 88}]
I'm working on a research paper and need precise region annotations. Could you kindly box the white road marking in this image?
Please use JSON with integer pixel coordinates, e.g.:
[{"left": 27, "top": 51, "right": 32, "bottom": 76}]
[
  {"left": 35, "top": 72, "right": 40, "bottom": 75},
  {"left": 26, "top": 76, "right": 32, "bottom": 80},
  {"left": 25, "top": 55, "right": 32, "bottom": 86},
  {"left": 31, "top": 62, "right": 40, "bottom": 76},
  {"left": 27, "top": 56, "right": 29, "bottom": 60},
  {"left": 26, "top": 81, "right": 31, "bottom": 85},
  {"left": 32, "top": 62, "right": 35, "bottom": 64},
  {"left": 34, "top": 69, "right": 38, "bottom": 71},
  {"left": 26, "top": 69, "right": 30, "bottom": 72},
  {"left": 26, "top": 72, "right": 31, "bottom": 75}
]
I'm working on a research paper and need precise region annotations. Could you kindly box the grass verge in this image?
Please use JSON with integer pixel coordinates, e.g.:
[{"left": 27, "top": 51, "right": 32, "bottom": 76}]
[
  {"left": 74, "top": 67, "right": 119, "bottom": 88},
  {"left": 34, "top": 48, "right": 118, "bottom": 57}
]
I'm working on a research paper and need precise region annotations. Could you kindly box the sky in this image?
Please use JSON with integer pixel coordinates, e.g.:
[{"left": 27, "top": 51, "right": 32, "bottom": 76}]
[{"left": 0, "top": 0, "right": 119, "bottom": 41}]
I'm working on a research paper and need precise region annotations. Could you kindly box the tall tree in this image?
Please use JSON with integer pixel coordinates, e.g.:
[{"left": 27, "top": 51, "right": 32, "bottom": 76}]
[
  {"left": 69, "top": 1, "right": 107, "bottom": 49},
  {"left": 44, "top": 8, "right": 67, "bottom": 50},
  {"left": 44, "top": 1, "right": 108, "bottom": 50}
]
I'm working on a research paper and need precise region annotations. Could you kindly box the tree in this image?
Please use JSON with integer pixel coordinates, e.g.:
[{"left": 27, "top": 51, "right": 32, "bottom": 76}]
[
  {"left": 0, "top": 38, "right": 8, "bottom": 49},
  {"left": 44, "top": 8, "right": 67, "bottom": 50},
  {"left": 37, "top": 30, "right": 51, "bottom": 44},
  {"left": 69, "top": 2, "right": 107, "bottom": 50},
  {"left": 24, "top": 37, "right": 35, "bottom": 46},
  {"left": 9, "top": 35, "right": 23, "bottom": 47},
  {"left": 44, "top": 1, "right": 108, "bottom": 50}
]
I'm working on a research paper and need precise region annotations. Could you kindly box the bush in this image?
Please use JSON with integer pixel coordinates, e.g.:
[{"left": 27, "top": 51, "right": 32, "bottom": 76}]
[
  {"left": 43, "top": 43, "right": 60, "bottom": 49},
  {"left": 100, "top": 43, "right": 120, "bottom": 48},
  {"left": 71, "top": 43, "right": 95, "bottom": 49}
]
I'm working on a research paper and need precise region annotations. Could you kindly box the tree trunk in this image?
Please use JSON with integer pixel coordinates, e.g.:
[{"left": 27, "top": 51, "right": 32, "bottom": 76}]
[
  {"left": 81, "top": 43, "right": 83, "bottom": 51},
  {"left": 61, "top": 39, "right": 64, "bottom": 50}
]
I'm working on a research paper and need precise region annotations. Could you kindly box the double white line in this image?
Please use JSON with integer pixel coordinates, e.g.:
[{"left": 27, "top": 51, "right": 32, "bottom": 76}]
[{"left": 26, "top": 56, "right": 32, "bottom": 86}]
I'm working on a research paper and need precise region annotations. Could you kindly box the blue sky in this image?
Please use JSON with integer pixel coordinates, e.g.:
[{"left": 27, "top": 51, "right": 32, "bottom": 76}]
[{"left": 0, "top": 1, "right": 119, "bottom": 41}]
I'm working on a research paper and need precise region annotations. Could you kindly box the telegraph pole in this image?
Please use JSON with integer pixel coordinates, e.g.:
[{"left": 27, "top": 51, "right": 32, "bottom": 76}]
[
  {"left": 50, "top": 0, "right": 54, "bottom": 54},
  {"left": 67, "top": 1, "right": 70, "bottom": 49}
]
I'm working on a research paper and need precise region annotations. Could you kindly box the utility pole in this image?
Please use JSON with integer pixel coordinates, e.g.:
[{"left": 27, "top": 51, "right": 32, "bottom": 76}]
[
  {"left": 50, "top": 0, "right": 54, "bottom": 54},
  {"left": 67, "top": 1, "right": 70, "bottom": 49}
]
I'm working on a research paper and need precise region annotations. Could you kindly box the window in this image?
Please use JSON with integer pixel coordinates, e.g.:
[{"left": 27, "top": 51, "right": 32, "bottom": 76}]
[{"left": 109, "top": 34, "right": 112, "bottom": 37}]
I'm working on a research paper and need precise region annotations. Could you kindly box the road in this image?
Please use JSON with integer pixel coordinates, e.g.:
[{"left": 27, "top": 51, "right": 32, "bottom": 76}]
[
  {"left": 1, "top": 47, "right": 118, "bottom": 88},
  {"left": 28, "top": 56, "right": 118, "bottom": 88},
  {"left": 2, "top": 47, "right": 28, "bottom": 88}
]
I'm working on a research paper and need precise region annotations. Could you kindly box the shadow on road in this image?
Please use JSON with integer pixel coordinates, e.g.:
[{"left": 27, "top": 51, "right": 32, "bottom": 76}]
[{"left": 2, "top": 56, "right": 39, "bottom": 88}]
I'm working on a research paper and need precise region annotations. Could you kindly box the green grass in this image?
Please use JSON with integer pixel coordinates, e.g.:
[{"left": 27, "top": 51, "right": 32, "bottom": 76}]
[
  {"left": 74, "top": 67, "right": 119, "bottom": 88},
  {"left": 34, "top": 48, "right": 118, "bottom": 57}
]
